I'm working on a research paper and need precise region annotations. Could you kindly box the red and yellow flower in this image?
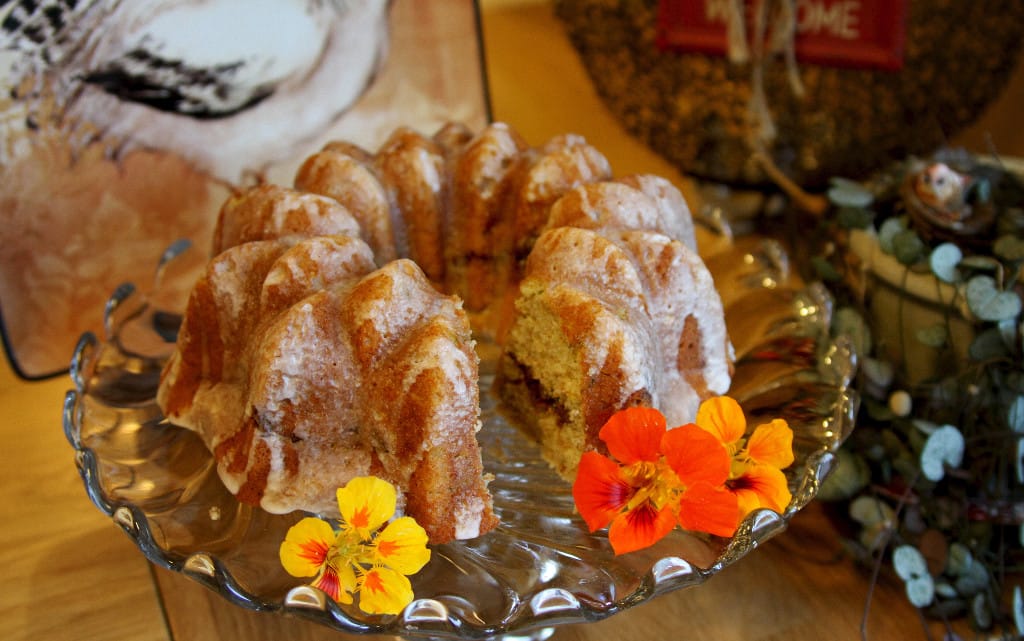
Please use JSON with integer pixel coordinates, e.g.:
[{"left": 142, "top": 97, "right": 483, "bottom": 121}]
[
  {"left": 279, "top": 476, "right": 430, "bottom": 615},
  {"left": 573, "top": 406, "right": 739, "bottom": 555},
  {"left": 572, "top": 397, "right": 795, "bottom": 555}
]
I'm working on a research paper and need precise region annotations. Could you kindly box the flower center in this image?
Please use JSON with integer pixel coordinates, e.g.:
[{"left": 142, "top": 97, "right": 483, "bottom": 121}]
[{"left": 622, "top": 460, "right": 678, "bottom": 512}]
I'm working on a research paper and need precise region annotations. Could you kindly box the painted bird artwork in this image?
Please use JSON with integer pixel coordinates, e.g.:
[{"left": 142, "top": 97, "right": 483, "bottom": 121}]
[
  {"left": 0, "top": 0, "right": 390, "bottom": 181},
  {"left": 0, "top": 0, "right": 391, "bottom": 377}
]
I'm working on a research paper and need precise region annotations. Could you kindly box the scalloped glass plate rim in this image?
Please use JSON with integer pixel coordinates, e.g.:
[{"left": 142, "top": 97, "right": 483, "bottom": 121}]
[{"left": 62, "top": 231, "right": 856, "bottom": 639}]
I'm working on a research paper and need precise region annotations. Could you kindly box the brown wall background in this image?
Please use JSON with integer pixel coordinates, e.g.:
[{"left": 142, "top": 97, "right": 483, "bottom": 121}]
[{"left": 954, "top": 54, "right": 1024, "bottom": 157}]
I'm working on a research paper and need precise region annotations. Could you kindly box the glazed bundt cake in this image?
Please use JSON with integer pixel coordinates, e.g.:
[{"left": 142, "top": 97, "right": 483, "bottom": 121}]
[
  {"left": 157, "top": 121, "right": 733, "bottom": 542},
  {"left": 497, "top": 226, "right": 732, "bottom": 479},
  {"left": 158, "top": 193, "right": 497, "bottom": 544}
]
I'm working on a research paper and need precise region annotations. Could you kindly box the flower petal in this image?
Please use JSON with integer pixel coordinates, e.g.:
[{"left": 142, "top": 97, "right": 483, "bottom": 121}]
[
  {"left": 661, "top": 424, "right": 731, "bottom": 487},
  {"left": 338, "top": 560, "right": 358, "bottom": 596},
  {"left": 374, "top": 516, "right": 431, "bottom": 575},
  {"left": 279, "top": 517, "right": 337, "bottom": 578},
  {"left": 599, "top": 406, "right": 666, "bottom": 463},
  {"left": 695, "top": 396, "right": 747, "bottom": 445},
  {"left": 359, "top": 566, "right": 414, "bottom": 615},
  {"left": 311, "top": 563, "right": 355, "bottom": 604},
  {"left": 573, "top": 452, "right": 633, "bottom": 532},
  {"left": 676, "top": 481, "right": 739, "bottom": 538},
  {"left": 607, "top": 501, "right": 677, "bottom": 555},
  {"left": 730, "top": 464, "right": 793, "bottom": 516},
  {"left": 746, "top": 419, "right": 795, "bottom": 468},
  {"left": 337, "top": 476, "right": 397, "bottom": 539}
]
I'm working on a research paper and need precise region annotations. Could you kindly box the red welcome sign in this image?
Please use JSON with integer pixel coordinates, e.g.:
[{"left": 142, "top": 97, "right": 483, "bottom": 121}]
[{"left": 657, "top": 0, "right": 908, "bottom": 70}]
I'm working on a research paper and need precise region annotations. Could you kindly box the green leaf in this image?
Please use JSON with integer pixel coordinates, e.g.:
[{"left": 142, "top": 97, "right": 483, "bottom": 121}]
[
  {"left": 929, "top": 243, "right": 963, "bottom": 283},
  {"left": 878, "top": 217, "right": 906, "bottom": 254},
  {"left": 1013, "top": 586, "right": 1024, "bottom": 634},
  {"left": 828, "top": 177, "right": 874, "bottom": 208},
  {"left": 935, "top": 581, "right": 958, "bottom": 599},
  {"left": 912, "top": 418, "right": 940, "bottom": 435},
  {"left": 928, "top": 377, "right": 961, "bottom": 407},
  {"left": 969, "top": 328, "right": 1010, "bottom": 361},
  {"left": 816, "top": 449, "right": 870, "bottom": 501},
  {"left": 998, "top": 318, "right": 1020, "bottom": 352},
  {"left": 1017, "top": 439, "right": 1023, "bottom": 485},
  {"left": 849, "top": 495, "right": 895, "bottom": 526},
  {"left": 971, "top": 593, "right": 993, "bottom": 629},
  {"left": 920, "top": 425, "right": 965, "bottom": 482},
  {"left": 994, "top": 234, "right": 1024, "bottom": 261},
  {"left": 836, "top": 206, "right": 875, "bottom": 230},
  {"left": 946, "top": 542, "right": 973, "bottom": 576},
  {"left": 861, "top": 357, "right": 895, "bottom": 389},
  {"left": 893, "top": 229, "right": 926, "bottom": 265},
  {"left": 965, "top": 275, "right": 1022, "bottom": 321},
  {"left": 999, "top": 207, "right": 1024, "bottom": 236},
  {"left": 955, "top": 560, "right": 989, "bottom": 596},
  {"left": 810, "top": 255, "right": 842, "bottom": 282},
  {"left": 970, "top": 176, "right": 991, "bottom": 202},
  {"left": 916, "top": 323, "right": 948, "bottom": 348},
  {"left": 859, "top": 521, "right": 891, "bottom": 551},
  {"left": 894, "top": 544, "right": 929, "bottom": 580},
  {"left": 833, "top": 306, "right": 872, "bottom": 359},
  {"left": 906, "top": 576, "right": 936, "bottom": 608},
  {"left": 1009, "top": 395, "right": 1024, "bottom": 432}
]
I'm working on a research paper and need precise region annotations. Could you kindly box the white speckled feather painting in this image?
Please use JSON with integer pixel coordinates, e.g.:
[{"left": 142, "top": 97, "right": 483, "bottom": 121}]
[{"left": 0, "top": 0, "right": 487, "bottom": 377}]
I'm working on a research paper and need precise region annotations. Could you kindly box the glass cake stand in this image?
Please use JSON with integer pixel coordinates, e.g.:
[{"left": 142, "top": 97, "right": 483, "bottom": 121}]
[{"left": 63, "top": 227, "right": 857, "bottom": 640}]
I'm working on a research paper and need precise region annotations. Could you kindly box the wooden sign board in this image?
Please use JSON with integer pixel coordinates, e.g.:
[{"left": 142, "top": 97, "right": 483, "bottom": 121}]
[{"left": 657, "top": 0, "right": 908, "bottom": 70}]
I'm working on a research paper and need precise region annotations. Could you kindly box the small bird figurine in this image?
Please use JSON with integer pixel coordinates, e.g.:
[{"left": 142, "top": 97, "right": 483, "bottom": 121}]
[
  {"left": 913, "top": 162, "right": 969, "bottom": 212},
  {"left": 902, "top": 160, "right": 994, "bottom": 245}
]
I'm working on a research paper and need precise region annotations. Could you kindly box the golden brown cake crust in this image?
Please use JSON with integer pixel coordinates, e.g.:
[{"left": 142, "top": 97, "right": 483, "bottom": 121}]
[
  {"left": 159, "top": 240, "right": 290, "bottom": 420},
  {"left": 508, "top": 134, "right": 612, "bottom": 258},
  {"left": 374, "top": 128, "right": 448, "bottom": 285},
  {"left": 212, "top": 184, "right": 362, "bottom": 254},
  {"left": 293, "top": 150, "right": 397, "bottom": 263},
  {"left": 445, "top": 122, "right": 527, "bottom": 312}
]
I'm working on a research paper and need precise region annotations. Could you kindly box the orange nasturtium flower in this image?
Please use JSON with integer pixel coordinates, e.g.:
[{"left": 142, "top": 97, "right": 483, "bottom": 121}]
[
  {"left": 694, "top": 396, "right": 795, "bottom": 520},
  {"left": 279, "top": 476, "right": 431, "bottom": 615},
  {"left": 573, "top": 406, "right": 740, "bottom": 555}
]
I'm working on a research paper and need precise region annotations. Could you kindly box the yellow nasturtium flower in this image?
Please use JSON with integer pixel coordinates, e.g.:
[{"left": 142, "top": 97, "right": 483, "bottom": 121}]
[
  {"left": 372, "top": 516, "right": 431, "bottom": 573},
  {"left": 337, "top": 476, "right": 397, "bottom": 540},
  {"left": 279, "top": 516, "right": 356, "bottom": 604},
  {"left": 695, "top": 396, "right": 795, "bottom": 520},
  {"left": 279, "top": 476, "right": 431, "bottom": 615}
]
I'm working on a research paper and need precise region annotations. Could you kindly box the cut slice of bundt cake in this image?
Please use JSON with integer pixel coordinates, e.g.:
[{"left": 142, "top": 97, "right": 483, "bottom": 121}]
[{"left": 496, "top": 225, "right": 732, "bottom": 480}]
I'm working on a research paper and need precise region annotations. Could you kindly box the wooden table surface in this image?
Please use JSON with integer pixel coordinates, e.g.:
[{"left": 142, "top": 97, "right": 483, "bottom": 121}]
[{"left": 2, "top": 1, "right": 1003, "bottom": 640}]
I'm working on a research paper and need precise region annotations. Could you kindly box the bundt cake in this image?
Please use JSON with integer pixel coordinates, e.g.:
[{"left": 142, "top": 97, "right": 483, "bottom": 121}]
[
  {"left": 157, "top": 121, "right": 733, "bottom": 543},
  {"left": 159, "top": 192, "right": 496, "bottom": 544},
  {"left": 497, "top": 226, "right": 732, "bottom": 479}
]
